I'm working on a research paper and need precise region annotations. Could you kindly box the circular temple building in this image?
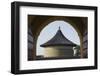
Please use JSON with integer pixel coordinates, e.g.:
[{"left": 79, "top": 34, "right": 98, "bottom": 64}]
[{"left": 40, "top": 27, "right": 77, "bottom": 58}]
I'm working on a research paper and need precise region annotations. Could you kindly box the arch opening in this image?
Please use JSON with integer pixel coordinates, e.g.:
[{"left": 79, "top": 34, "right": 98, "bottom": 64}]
[{"left": 36, "top": 20, "right": 81, "bottom": 59}]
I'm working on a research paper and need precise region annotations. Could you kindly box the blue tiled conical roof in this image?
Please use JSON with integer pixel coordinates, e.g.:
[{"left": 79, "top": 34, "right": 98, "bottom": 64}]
[{"left": 40, "top": 27, "right": 77, "bottom": 47}]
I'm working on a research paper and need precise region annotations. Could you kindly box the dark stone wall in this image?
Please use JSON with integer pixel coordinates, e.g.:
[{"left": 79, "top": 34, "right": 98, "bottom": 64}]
[{"left": 83, "top": 30, "right": 88, "bottom": 58}]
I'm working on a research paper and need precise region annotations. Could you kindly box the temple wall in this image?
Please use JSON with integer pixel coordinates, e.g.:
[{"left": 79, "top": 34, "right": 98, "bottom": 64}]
[{"left": 44, "top": 46, "right": 74, "bottom": 58}]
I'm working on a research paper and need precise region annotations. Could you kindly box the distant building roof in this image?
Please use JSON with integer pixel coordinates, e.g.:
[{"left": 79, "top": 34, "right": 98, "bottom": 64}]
[{"left": 40, "top": 27, "right": 77, "bottom": 47}]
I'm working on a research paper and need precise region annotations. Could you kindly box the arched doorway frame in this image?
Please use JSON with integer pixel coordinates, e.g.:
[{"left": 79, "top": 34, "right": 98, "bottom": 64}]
[{"left": 35, "top": 17, "right": 84, "bottom": 58}]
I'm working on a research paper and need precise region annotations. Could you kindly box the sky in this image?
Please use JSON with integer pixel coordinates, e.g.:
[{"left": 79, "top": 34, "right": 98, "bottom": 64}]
[{"left": 36, "top": 20, "right": 80, "bottom": 55}]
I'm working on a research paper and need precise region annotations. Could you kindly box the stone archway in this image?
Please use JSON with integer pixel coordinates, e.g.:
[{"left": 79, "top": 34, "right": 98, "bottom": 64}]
[
  {"left": 36, "top": 17, "right": 83, "bottom": 58},
  {"left": 28, "top": 15, "right": 87, "bottom": 60}
]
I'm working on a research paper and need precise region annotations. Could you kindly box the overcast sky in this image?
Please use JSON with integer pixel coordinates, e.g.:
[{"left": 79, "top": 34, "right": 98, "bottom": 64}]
[{"left": 36, "top": 20, "right": 80, "bottom": 55}]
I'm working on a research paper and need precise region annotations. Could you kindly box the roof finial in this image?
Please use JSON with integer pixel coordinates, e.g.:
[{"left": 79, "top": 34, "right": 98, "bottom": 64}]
[{"left": 58, "top": 26, "right": 61, "bottom": 30}]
